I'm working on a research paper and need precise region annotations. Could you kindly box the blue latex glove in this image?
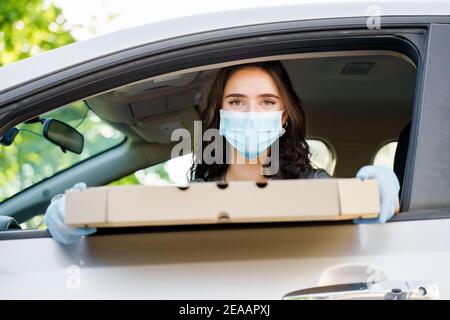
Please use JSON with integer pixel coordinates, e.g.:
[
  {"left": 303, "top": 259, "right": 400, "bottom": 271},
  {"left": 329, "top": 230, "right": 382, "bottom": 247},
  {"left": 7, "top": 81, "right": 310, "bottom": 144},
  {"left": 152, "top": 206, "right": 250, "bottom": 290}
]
[
  {"left": 44, "top": 182, "right": 97, "bottom": 245},
  {"left": 353, "top": 165, "right": 400, "bottom": 224}
]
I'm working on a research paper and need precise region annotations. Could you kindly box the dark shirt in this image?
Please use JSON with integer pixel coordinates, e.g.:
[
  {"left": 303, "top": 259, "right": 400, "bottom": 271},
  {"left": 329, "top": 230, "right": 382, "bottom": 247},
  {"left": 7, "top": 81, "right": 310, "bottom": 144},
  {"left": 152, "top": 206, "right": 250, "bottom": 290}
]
[
  {"left": 190, "top": 168, "right": 332, "bottom": 183},
  {"left": 303, "top": 168, "right": 332, "bottom": 179}
]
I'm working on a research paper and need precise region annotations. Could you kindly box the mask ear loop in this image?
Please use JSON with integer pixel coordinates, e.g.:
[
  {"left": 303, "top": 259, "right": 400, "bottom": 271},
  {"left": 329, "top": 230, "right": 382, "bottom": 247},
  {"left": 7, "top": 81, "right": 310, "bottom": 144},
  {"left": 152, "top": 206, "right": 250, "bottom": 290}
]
[
  {"left": 282, "top": 119, "right": 288, "bottom": 135},
  {"left": 281, "top": 109, "right": 288, "bottom": 134}
]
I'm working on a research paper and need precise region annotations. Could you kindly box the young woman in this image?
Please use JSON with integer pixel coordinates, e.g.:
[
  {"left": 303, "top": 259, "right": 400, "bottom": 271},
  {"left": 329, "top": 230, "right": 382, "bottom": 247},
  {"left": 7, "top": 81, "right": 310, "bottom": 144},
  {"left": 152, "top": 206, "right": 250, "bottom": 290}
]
[
  {"left": 189, "top": 60, "right": 333, "bottom": 183},
  {"left": 45, "top": 61, "right": 400, "bottom": 245}
]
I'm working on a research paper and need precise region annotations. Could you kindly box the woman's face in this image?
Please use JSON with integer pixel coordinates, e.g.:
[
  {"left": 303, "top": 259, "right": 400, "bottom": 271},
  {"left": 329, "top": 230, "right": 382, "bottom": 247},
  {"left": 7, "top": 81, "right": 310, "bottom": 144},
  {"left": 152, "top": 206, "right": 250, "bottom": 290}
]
[{"left": 222, "top": 67, "right": 286, "bottom": 118}]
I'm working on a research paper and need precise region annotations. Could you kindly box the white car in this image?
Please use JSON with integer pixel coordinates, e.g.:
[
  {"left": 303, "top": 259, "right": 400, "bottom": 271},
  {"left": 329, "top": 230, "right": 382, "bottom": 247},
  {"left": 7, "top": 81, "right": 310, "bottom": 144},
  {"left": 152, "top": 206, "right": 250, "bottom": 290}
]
[{"left": 0, "top": 0, "right": 450, "bottom": 299}]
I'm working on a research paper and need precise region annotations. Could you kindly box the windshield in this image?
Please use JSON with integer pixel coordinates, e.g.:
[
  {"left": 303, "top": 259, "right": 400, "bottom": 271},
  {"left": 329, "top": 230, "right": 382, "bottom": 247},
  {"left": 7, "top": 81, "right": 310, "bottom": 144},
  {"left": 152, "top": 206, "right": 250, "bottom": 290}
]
[{"left": 0, "top": 100, "right": 124, "bottom": 203}]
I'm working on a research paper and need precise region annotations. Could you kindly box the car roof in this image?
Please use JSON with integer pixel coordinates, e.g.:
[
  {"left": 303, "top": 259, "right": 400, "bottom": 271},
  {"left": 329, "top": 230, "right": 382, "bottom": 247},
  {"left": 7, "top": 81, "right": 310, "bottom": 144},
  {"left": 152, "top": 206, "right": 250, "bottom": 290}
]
[{"left": 0, "top": 0, "right": 449, "bottom": 94}]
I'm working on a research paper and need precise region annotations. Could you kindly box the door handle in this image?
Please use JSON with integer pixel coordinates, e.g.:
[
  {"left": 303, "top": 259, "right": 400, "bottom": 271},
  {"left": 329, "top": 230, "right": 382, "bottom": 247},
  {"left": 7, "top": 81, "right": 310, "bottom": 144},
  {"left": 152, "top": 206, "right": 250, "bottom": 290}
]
[{"left": 282, "top": 281, "right": 439, "bottom": 300}]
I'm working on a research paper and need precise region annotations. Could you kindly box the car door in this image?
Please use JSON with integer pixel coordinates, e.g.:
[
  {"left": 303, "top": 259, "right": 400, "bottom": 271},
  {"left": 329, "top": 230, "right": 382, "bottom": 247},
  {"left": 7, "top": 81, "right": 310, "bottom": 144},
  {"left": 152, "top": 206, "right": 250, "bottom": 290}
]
[{"left": 1, "top": 13, "right": 450, "bottom": 299}]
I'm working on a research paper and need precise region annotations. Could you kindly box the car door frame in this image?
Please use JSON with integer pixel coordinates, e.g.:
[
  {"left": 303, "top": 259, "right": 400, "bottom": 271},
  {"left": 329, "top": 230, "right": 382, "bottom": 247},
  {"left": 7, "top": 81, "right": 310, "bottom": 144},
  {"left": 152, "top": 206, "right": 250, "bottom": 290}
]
[{"left": 0, "top": 15, "right": 450, "bottom": 239}]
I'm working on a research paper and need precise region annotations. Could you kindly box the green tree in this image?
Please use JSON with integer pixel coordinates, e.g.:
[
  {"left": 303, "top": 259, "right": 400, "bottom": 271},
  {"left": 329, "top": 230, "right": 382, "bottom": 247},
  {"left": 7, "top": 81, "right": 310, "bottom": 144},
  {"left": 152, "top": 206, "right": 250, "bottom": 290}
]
[{"left": 0, "top": 0, "right": 75, "bottom": 66}]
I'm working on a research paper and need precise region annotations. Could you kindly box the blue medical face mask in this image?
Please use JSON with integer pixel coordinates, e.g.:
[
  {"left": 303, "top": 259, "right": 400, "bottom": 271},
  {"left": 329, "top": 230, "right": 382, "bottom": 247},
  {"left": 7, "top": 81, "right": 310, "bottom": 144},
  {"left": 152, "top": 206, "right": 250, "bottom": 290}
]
[{"left": 219, "top": 110, "right": 286, "bottom": 160}]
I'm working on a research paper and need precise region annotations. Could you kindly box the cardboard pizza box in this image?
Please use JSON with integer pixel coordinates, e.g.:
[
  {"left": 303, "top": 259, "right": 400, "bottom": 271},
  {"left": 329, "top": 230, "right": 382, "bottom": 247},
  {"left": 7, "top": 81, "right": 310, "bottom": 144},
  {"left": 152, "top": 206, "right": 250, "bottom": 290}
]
[{"left": 64, "top": 178, "right": 380, "bottom": 228}]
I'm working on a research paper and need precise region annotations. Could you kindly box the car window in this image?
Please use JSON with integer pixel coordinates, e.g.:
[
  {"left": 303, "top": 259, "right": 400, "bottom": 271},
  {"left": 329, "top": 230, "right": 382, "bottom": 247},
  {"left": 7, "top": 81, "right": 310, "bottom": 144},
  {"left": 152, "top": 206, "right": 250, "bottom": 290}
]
[
  {"left": 0, "top": 100, "right": 124, "bottom": 203},
  {"left": 373, "top": 142, "right": 398, "bottom": 170},
  {"left": 9, "top": 50, "right": 417, "bottom": 230}
]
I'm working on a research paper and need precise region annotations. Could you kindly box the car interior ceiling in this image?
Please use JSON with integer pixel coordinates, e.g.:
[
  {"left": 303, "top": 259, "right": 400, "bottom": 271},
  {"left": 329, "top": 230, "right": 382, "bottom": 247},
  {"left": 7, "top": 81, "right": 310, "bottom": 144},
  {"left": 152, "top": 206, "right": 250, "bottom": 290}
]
[{"left": 86, "top": 50, "right": 416, "bottom": 178}]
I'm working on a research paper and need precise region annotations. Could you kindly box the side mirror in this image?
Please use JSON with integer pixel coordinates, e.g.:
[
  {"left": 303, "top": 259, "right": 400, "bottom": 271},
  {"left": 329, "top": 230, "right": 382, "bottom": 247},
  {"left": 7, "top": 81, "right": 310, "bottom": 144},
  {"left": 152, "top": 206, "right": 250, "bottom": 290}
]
[{"left": 42, "top": 118, "right": 84, "bottom": 154}]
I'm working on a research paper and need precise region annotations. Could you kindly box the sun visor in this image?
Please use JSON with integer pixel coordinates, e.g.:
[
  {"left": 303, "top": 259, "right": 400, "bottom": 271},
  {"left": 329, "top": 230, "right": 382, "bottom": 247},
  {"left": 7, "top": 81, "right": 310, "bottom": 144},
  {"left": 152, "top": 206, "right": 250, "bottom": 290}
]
[
  {"left": 128, "top": 88, "right": 202, "bottom": 120},
  {"left": 132, "top": 107, "right": 199, "bottom": 144}
]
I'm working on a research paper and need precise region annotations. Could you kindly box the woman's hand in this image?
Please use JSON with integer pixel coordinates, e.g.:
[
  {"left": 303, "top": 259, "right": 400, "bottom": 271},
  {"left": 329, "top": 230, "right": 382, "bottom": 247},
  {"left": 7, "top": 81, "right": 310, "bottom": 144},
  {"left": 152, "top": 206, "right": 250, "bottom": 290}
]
[
  {"left": 353, "top": 165, "right": 400, "bottom": 224},
  {"left": 44, "top": 182, "right": 97, "bottom": 245}
]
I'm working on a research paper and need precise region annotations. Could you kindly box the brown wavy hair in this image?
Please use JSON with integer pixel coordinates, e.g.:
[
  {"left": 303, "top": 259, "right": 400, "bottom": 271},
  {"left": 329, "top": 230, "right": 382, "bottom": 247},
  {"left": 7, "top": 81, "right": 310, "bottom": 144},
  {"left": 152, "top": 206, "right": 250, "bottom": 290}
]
[{"left": 188, "top": 60, "right": 313, "bottom": 181}]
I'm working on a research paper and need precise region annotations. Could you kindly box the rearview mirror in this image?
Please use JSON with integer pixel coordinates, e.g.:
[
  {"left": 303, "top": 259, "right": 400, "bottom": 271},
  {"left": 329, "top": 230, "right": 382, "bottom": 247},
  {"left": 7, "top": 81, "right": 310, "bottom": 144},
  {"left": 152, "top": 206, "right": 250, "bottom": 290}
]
[{"left": 42, "top": 118, "right": 84, "bottom": 154}]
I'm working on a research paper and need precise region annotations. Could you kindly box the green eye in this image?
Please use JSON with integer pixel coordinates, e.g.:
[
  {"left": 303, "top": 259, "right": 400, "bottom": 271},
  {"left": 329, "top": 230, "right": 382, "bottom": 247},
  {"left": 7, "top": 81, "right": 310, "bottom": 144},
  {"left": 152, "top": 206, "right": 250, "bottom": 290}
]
[
  {"left": 262, "top": 100, "right": 276, "bottom": 106},
  {"left": 229, "top": 100, "right": 242, "bottom": 106}
]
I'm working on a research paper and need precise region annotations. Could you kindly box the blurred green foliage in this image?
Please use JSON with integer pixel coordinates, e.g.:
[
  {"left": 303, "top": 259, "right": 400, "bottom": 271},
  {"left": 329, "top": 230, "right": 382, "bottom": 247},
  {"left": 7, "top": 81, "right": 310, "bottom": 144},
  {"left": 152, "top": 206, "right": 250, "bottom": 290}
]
[
  {"left": 0, "top": 0, "right": 75, "bottom": 66},
  {"left": 109, "top": 162, "right": 174, "bottom": 186}
]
